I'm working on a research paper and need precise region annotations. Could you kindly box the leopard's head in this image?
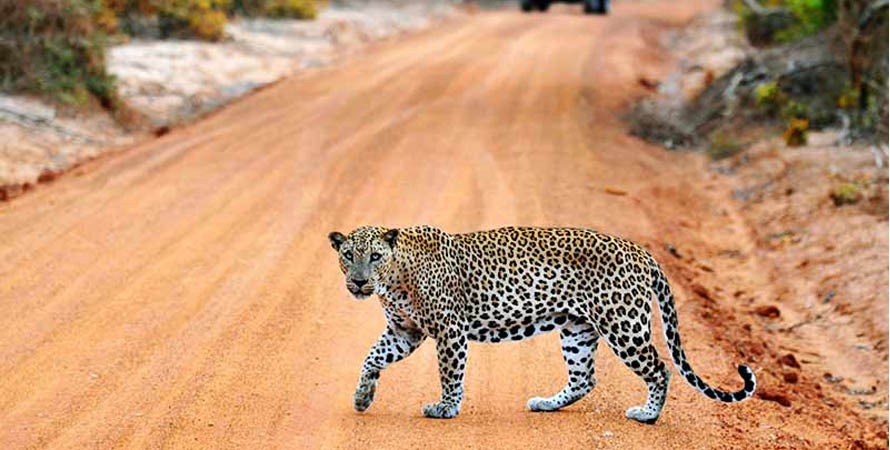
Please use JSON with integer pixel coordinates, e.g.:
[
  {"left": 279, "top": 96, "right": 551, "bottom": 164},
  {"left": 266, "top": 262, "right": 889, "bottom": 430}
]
[{"left": 328, "top": 226, "right": 398, "bottom": 300}]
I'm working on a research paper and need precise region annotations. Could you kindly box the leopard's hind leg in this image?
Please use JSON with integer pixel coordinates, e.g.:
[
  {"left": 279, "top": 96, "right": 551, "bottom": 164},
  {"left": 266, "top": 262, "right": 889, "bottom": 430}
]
[
  {"left": 617, "top": 342, "right": 671, "bottom": 424},
  {"left": 528, "top": 319, "right": 599, "bottom": 412},
  {"left": 598, "top": 313, "right": 671, "bottom": 424}
]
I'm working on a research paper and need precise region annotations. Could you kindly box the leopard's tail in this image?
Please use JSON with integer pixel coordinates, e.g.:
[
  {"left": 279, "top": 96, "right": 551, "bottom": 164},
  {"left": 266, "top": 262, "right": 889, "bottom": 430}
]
[{"left": 648, "top": 258, "right": 756, "bottom": 403}]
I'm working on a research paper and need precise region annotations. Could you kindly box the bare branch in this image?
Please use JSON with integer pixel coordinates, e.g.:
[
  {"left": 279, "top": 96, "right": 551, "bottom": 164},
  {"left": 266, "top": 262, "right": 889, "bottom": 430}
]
[{"left": 859, "top": 0, "right": 889, "bottom": 30}]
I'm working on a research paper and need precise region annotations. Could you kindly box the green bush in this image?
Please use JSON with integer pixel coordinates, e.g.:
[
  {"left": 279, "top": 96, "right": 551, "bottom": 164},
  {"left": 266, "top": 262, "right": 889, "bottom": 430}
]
[
  {"left": 830, "top": 182, "right": 863, "bottom": 206},
  {"left": 754, "top": 81, "right": 789, "bottom": 114},
  {"left": 775, "top": 0, "right": 837, "bottom": 41},
  {"left": 780, "top": 100, "right": 809, "bottom": 121},
  {"left": 0, "top": 0, "right": 118, "bottom": 108},
  {"left": 836, "top": 86, "right": 859, "bottom": 109},
  {"left": 736, "top": 0, "right": 839, "bottom": 44},
  {"left": 754, "top": 81, "right": 779, "bottom": 105}
]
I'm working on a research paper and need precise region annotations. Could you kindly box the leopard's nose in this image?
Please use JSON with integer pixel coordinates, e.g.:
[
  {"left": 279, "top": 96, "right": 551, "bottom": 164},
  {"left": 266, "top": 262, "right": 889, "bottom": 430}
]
[{"left": 352, "top": 278, "right": 368, "bottom": 288}]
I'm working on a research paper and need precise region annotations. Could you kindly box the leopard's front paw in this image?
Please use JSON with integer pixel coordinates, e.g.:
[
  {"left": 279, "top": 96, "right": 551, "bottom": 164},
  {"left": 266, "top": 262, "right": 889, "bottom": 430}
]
[
  {"left": 421, "top": 402, "right": 460, "bottom": 419},
  {"left": 353, "top": 380, "right": 377, "bottom": 412}
]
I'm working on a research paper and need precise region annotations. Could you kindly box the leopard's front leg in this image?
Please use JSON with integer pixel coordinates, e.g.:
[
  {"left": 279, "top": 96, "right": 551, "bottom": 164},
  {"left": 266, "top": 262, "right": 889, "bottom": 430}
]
[
  {"left": 422, "top": 326, "right": 468, "bottom": 419},
  {"left": 355, "top": 327, "right": 424, "bottom": 412}
]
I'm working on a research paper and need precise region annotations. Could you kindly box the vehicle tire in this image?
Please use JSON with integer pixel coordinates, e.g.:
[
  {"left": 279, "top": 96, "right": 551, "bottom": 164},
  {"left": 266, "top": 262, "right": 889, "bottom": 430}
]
[
  {"left": 520, "top": 0, "right": 534, "bottom": 12},
  {"left": 584, "top": 0, "right": 607, "bottom": 14}
]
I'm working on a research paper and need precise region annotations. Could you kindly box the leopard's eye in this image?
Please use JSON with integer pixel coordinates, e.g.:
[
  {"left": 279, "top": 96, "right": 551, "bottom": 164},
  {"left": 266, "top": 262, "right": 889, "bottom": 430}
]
[
  {"left": 370, "top": 252, "right": 381, "bottom": 262},
  {"left": 344, "top": 251, "right": 353, "bottom": 262}
]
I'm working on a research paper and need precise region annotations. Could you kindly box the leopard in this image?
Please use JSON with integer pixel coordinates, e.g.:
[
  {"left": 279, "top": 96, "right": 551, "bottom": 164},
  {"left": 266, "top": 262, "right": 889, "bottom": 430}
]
[{"left": 327, "top": 225, "right": 756, "bottom": 424}]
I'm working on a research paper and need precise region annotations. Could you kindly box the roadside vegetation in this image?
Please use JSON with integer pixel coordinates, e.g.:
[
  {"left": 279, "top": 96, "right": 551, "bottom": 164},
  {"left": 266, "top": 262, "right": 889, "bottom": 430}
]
[
  {"left": 0, "top": 0, "right": 320, "bottom": 112},
  {"left": 630, "top": 0, "right": 887, "bottom": 150},
  {"left": 735, "top": 0, "right": 888, "bottom": 145}
]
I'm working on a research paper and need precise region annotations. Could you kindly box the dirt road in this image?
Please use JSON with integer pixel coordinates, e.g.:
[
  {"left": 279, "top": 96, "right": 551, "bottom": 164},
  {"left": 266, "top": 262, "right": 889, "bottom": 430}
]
[{"left": 0, "top": 1, "right": 884, "bottom": 449}]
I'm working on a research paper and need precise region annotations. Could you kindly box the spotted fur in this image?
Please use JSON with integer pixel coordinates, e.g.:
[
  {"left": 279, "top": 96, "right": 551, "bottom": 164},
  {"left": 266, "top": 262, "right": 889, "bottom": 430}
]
[{"left": 328, "top": 225, "right": 756, "bottom": 424}]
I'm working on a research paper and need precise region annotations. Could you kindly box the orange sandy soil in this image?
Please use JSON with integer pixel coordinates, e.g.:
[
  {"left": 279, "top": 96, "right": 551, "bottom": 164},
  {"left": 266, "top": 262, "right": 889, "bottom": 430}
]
[
  {"left": 0, "top": 1, "right": 886, "bottom": 448},
  {"left": 710, "top": 132, "right": 889, "bottom": 434}
]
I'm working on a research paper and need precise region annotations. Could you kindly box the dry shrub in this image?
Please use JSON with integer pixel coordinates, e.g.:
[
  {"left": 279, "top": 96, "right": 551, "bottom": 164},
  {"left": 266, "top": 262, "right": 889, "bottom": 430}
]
[
  {"left": 155, "top": 0, "right": 232, "bottom": 41},
  {"left": 103, "top": 0, "right": 319, "bottom": 40},
  {"left": 783, "top": 117, "right": 809, "bottom": 146},
  {"left": 0, "top": 0, "right": 118, "bottom": 108},
  {"left": 261, "top": 0, "right": 317, "bottom": 18},
  {"left": 0, "top": 0, "right": 322, "bottom": 112},
  {"left": 838, "top": 0, "right": 888, "bottom": 140},
  {"left": 233, "top": 0, "right": 318, "bottom": 19}
]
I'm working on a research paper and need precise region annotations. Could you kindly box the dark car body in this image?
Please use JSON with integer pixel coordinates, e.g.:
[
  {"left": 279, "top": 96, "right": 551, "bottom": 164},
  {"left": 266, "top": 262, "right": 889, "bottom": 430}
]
[{"left": 520, "top": 0, "right": 609, "bottom": 14}]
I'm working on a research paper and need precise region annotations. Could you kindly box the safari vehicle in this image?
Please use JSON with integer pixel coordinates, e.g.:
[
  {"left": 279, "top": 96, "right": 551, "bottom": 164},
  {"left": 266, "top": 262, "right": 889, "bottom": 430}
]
[{"left": 520, "top": 0, "right": 609, "bottom": 14}]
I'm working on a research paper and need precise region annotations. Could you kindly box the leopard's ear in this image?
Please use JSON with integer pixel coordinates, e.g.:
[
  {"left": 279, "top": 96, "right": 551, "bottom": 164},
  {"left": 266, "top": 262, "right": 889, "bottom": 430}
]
[
  {"left": 382, "top": 229, "right": 399, "bottom": 248},
  {"left": 328, "top": 231, "right": 346, "bottom": 250}
]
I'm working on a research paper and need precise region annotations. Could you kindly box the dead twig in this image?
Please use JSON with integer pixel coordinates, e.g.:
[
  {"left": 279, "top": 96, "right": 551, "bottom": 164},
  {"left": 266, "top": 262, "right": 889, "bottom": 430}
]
[
  {"left": 604, "top": 187, "right": 627, "bottom": 196},
  {"left": 870, "top": 145, "right": 885, "bottom": 170},
  {"left": 836, "top": 111, "right": 852, "bottom": 146},
  {"left": 784, "top": 315, "right": 822, "bottom": 332},
  {"left": 784, "top": 301, "right": 837, "bottom": 332}
]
